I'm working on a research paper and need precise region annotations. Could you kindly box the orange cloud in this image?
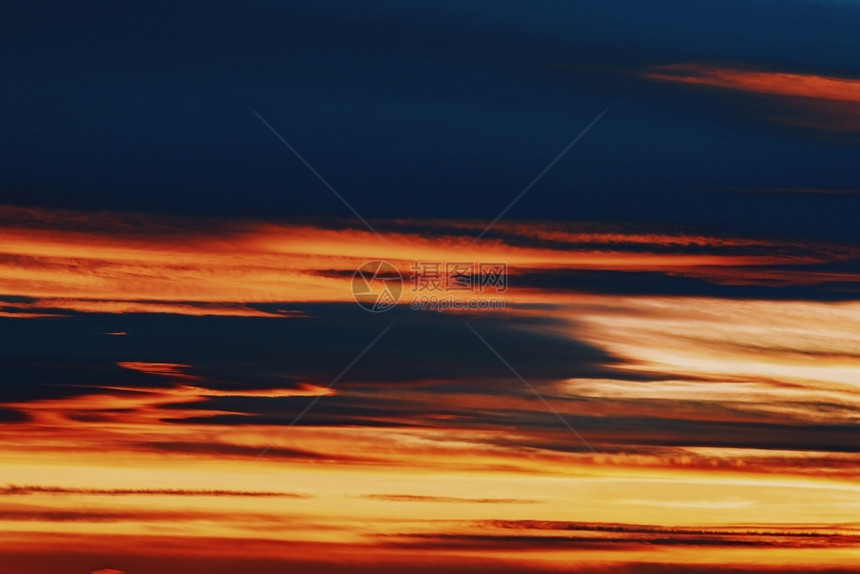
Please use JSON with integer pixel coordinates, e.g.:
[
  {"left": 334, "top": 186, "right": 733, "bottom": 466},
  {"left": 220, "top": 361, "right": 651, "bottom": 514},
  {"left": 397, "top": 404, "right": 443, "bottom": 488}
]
[
  {"left": 643, "top": 63, "right": 860, "bottom": 103},
  {"left": 0, "top": 205, "right": 853, "bottom": 317},
  {"left": 3, "top": 209, "right": 860, "bottom": 571},
  {"left": 1, "top": 299, "right": 295, "bottom": 317},
  {"left": 643, "top": 63, "right": 860, "bottom": 133},
  {"left": 117, "top": 362, "right": 198, "bottom": 380}
]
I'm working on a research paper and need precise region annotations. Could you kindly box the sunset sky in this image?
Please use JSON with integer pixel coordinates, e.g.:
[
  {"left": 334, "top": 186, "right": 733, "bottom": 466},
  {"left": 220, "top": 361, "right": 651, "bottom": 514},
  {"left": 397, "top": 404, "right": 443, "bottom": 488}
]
[{"left": 1, "top": 2, "right": 859, "bottom": 573}]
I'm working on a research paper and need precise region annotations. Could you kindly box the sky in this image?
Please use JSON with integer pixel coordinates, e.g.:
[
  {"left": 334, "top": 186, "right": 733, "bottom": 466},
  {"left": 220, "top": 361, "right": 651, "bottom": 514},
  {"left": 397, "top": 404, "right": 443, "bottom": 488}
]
[{"left": 1, "top": 1, "right": 859, "bottom": 573}]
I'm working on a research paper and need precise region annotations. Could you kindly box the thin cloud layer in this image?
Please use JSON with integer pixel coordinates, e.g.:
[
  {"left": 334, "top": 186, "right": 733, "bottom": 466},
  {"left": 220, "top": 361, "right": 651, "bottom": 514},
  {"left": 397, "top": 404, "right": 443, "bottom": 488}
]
[
  {"left": 644, "top": 64, "right": 860, "bottom": 103},
  {"left": 1, "top": 206, "right": 858, "bottom": 320}
]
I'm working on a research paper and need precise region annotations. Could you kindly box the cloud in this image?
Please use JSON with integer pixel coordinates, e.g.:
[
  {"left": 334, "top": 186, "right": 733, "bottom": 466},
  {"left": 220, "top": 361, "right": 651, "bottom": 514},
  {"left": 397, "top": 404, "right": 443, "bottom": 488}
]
[
  {"left": 642, "top": 63, "right": 860, "bottom": 134},
  {"left": 3, "top": 296, "right": 859, "bottom": 461},
  {"left": 117, "top": 362, "right": 198, "bottom": 380},
  {"left": 382, "top": 519, "right": 860, "bottom": 550},
  {"left": 2, "top": 299, "right": 297, "bottom": 318},
  {"left": 2, "top": 208, "right": 859, "bottom": 489},
  {"left": 0, "top": 484, "right": 309, "bottom": 498},
  {"left": 0, "top": 509, "right": 245, "bottom": 523},
  {"left": 618, "top": 498, "right": 752, "bottom": 510},
  {"left": 3, "top": 206, "right": 857, "bottom": 321},
  {"left": 12, "top": 533, "right": 858, "bottom": 574},
  {"left": 643, "top": 63, "right": 860, "bottom": 103},
  {"left": 359, "top": 494, "right": 539, "bottom": 504},
  {"left": 128, "top": 440, "right": 375, "bottom": 463}
]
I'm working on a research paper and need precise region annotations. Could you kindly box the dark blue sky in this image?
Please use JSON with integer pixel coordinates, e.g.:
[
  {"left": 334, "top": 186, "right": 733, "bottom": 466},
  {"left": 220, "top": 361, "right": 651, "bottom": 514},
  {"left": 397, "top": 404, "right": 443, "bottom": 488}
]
[{"left": 2, "top": 0, "right": 859, "bottom": 240}]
